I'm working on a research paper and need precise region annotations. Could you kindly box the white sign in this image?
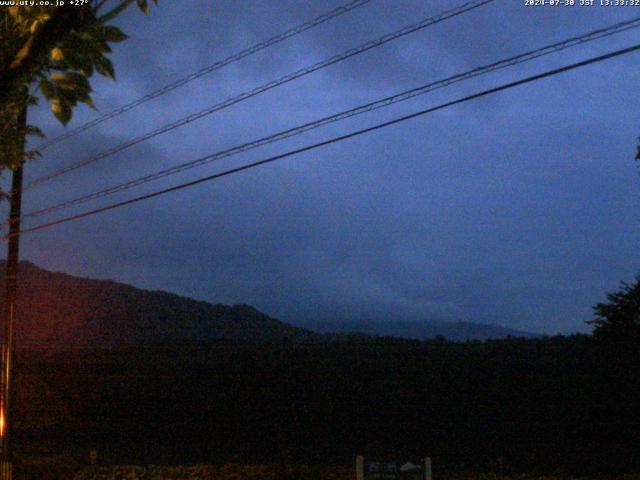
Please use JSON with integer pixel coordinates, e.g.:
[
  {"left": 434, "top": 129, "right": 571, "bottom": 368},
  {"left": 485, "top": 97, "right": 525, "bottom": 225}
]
[{"left": 356, "top": 456, "right": 432, "bottom": 480}]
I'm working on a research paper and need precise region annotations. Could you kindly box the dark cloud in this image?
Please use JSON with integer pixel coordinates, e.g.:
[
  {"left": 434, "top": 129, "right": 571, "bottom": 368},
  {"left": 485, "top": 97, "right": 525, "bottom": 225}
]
[{"left": 8, "top": 0, "right": 640, "bottom": 334}]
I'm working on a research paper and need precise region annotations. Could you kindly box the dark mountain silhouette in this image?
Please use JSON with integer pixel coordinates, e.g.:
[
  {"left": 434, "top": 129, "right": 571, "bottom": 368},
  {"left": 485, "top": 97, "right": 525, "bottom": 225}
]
[
  {"left": 0, "top": 260, "right": 534, "bottom": 348},
  {"left": 0, "top": 261, "right": 317, "bottom": 348},
  {"left": 298, "top": 318, "right": 538, "bottom": 341}
]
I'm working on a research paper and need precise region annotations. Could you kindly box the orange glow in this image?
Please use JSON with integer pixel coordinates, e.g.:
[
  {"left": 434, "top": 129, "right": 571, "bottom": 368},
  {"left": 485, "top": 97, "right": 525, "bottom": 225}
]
[{"left": 0, "top": 408, "right": 4, "bottom": 437}]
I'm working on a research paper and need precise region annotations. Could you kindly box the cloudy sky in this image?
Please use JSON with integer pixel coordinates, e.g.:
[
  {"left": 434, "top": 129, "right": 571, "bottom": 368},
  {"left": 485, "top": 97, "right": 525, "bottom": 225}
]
[{"left": 7, "top": 0, "right": 640, "bottom": 334}]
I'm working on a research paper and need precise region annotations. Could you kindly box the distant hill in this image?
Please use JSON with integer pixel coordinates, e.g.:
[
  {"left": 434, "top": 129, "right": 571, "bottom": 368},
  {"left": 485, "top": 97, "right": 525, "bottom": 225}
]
[
  {"left": 0, "top": 261, "right": 318, "bottom": 348},
  {"left": 297, "top": 318, "right": 538, "bottom": 341},
  {"left": 0, "top": 261, "right": 535, "bottom": 348}
]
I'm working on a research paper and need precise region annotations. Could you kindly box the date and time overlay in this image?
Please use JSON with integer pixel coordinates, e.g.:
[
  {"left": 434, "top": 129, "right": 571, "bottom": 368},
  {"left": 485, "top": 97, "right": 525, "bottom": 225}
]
[{"left": 525, "top": 0, "right": 640, "bottom": 6}]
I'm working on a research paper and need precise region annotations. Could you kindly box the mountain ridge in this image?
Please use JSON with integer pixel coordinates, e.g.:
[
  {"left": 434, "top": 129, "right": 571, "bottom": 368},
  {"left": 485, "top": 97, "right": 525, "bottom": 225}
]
[
  {"left": 0, "top": 260, "right": 318, "bottom": 348},
  {"left": 0, "top": 260, "right": 535, "bottom": 347},
  {"left": 296, "top": 317, "right": 538, "bottom": 341}
]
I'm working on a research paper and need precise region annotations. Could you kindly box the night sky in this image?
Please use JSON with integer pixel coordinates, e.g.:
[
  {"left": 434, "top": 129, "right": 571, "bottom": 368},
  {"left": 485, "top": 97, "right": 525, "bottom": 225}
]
[{"left": 7, "top": 0, "right": 640, "bottom": 334}]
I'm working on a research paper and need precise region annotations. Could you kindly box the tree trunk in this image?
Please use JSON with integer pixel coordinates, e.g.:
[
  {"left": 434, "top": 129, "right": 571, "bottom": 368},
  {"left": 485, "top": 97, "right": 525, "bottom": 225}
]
[{"left": 0, "top": 107, "right": 26, "bottom": 480}]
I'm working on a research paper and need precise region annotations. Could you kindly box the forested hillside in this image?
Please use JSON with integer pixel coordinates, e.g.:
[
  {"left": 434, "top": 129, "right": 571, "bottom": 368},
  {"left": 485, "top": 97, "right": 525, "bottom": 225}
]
[
  {"left": 10, "top": 335, "right": 639, "bottom": 475},
  {"left": 2, "top": 262, "right": 637, "bottom": 475},
  {"left": 0, "top": 261, "right": 537, "bottom": 347},
  {"left": 0, "top": 261, "right": 317, "bottom": 347}
]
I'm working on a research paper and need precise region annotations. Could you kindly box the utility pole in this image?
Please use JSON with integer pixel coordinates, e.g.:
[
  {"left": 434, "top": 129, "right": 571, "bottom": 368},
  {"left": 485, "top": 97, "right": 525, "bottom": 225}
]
[{"left": 0, "top": 108, "right": 27, "bottom": 480}]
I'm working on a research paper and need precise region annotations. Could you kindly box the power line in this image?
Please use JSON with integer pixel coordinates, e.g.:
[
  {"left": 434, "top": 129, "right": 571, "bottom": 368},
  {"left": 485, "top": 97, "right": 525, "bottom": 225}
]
[
  {"left": 6, "top": 42, "right": 639, "bottom": 241},
  {"left": 35, "top": 0, "right": 375, "bottom": 151},
  {"left": 22, "top": 0, "right": 495, "bottom": 192},
  {"left": 15, "top": 16, "right": 640, "bottom": 223}
]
